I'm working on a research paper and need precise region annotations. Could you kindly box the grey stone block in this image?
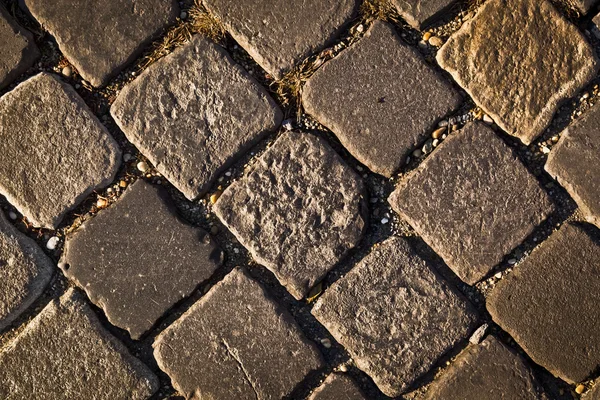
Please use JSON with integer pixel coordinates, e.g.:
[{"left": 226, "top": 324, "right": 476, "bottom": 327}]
[
  {"left": 154, "top": 267, "right": 323, "bottom": 399},
  {"left": 487, "top": 223, "right": 600, "bottom": 383},
  {"left": 391, "top": 0, "right": 456, "bottom": 29},
  {"left": 0, "top": 210, "right": 53, "bottom": 332},
  {"left": 203, "top": 0, "right": 357, "bottom": 79},
  {"left": 303, "top": 21, "right": 461, "bottom": 177},
  {"left": 60, "top": 180, "right": 223, "bottom": 339},
  {"left": 389, "top": 122, "right": 553, "bottom": 285},
  {"left": 308, "top": 373, "right": 366, "bottom": 400},
  {"left": 111, "top": 35, "right": 282, "bottom": 200},
  {"left": 312, "top": 236, "right": 478, "bottom": 396},
  {"left": 437, "top": 0, "right": 598, "bottom": 144},
  {"left": 424, "top": 336, "right": 543, "bottom": 400},
  {"left": 0, "top": 288, "right": 158, "bottom": 399},
  {"left": 0, "top": 73, "right": 121, "bottom": 229},
  {"left": 214, "top": 131, "right": 367, "bottom": 299},
  {"left": 0, "top": 5, "right": 39, "bottom": 89},
  {"left": 21, "top": 0, "right": 178, "bottom": 86}
]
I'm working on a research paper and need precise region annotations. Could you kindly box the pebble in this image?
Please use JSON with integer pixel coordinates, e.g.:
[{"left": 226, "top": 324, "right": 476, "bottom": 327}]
[
  {"left": 428, "top": 36, "right": 443, "bottom": 47},
  {"left": 136, "top": 161, "right": 149, "bottom": 173},
  {"left": 62, "top": 66, "right": 73, "bottom": 77},
  {"left": 494, "top": 272, "right": 502, "bottom": 279},
  {"left": 339, "top": 364, "right": 348, "bottom": 372},
  {"left": 575, "top": 384, "right": 586, "bottom": 394},
  {"left": 541, "top": 146, "right": 551, "bottom": 154},
  {"left": 96, "top": 198, "right": 108, "bottom": 208},
  {"left": 508, "top": 258, "right": 517, "bottom": 265},
  {"left": 210, "top": 226, "right": 219, "bottom": 235},
  {"left": 551, "top": 135, "right": 559, "bottom": 143},
  {"left": 8, "top": 211, "right": 17, "bottom": 220},
  {"left": 468, "top": 323, "right": 488, "bottom": 344},
  {"left": 123, "top": 153, "right": 132, "bottom": 162},
  {"left": 119, "top": 180, "right": 128, "bottom": 188},
  {"left": 225, "top": 171, "right": 232, "bottom": 177},
  {"left": 356, "top": 24, "right": 364, "bottom": 33},
  {"left": 381, "top": 217, "right": 389, "bottom": 224},
  {"left": 482, "top": 114, "right": 494, "bottom": 124},
  {"left": 423, "top": 31, "right": 432, "bottom": 41},
  {"left": 210, "top": 192, "right": 221, "bottom": 204},
  {"left": 282, "top": 119, "right": 294, "bottom": 131},
  {"left": 412, "top": 148, "right": 423, "bottom": 158},
  {"left": 438, "top": 120, "right": 449, "bottom": 127},
  {"left": 180, "top": 11, "right": 188, "bottom": 19},
  {"left": 320, "top": 338, "right": 332, "bottom": 348},
  {"left": 422, "top": 139, "right": 433, "bottom": 154},
  {"left": 432, "top": 126, "right": 446, "bottom": 139},
  {"left": 46, "top": 236, "right": 60, "bottom": 250},
  {"left": 432, "top": 139, "right": 440, "bottom": 147}
]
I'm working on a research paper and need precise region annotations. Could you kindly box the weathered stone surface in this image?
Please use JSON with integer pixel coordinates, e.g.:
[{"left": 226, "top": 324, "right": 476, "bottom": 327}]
[
  {"left": 391, "top": 0, "right": 456, "bottom": 29},
  {"left": 61, "top": 180, "right": 222, "bottom": 339},
  {"left": 545, "top": 103, "right": 600, "bottom": 228},
  {"left": 203, "top": 0, "right": 357, "bottom": 79},
  {"left": 0, "top": 211, "right": 53, "bottom": 332},
  {"left": 0, "top": 289, "right": 158, "bottom": 399},
  {"left": 308, "top": 374, "right": 366, "bottom": 400},
  {"left": 303, "top": 21, "right": 461, "bottom": 177},
  {"left": 154, "top": 267, "right": 323, "bottom": 399},
  {"left": 111, "top": 35, "right": 282, "bottom": 200},
  {"left": 0, "top": 73, "right": 121, "bottom": 229},
  {"left": 389, "top": 122, "right": 553, "bottom": 285},
  {"left": 575, "top": 0, "right": 599, "bottom": 14},
  {"left": 424, "top": 336, "right": 543, "bottom": 400},
  {"left": 437, "top": 0, "right": 598, "bottom": 144},
  {"left": 487, "top": 223, "right": 600, "bottom": 383},
  {"left": 21, "top": 0, "right": 178, "bottom": 86},
  {"left": 214, "top": 131, "right": 366, "bottom": 299},
  {"left": 586, "top": 381, "right": 600, "bottom": 399},
  {"left": 0, "top": 5, "right": 39, "bottom": 89},
  {"left": 312, "top": 236, "right": 478, "bottom": 396}
]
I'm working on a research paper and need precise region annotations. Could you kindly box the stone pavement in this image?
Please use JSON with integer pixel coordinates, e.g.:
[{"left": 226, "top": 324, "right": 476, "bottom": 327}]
[{"left": 0, "top": 0, "right": 600, "bottom": 399}]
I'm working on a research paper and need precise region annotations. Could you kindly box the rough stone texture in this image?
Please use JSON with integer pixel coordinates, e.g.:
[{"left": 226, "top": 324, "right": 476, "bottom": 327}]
[
  {"left": 154, "top": 267, "right": 323, "bottom": 399},
  {"left": 545, "top": 102, "right": 600, "bottom": 228},
  {"left": 423, "top": 336, "right": 543, "bottom": 400},
  {"left": 203, "top": 0, "right": 357, "bottom": 79},
  {"left": 214, "top": 131, "right": 366, "bottom": 300},
  {"left": 575, "top": 0, "right": 599, "bottom": 14},
  {"left": 112, "top": 35, "right": 282, "bottom": 200},
  {"left": 303, "top": 21, "right": 461, "bottom": 177},
  {"left": 61, "top": 180, "right": 223, "bottom": 339},
  {"left": 586, "top": 382, "right": 600, "bottom": 399},
  {"left": 391, "top": 0, "right": 456, "bottom": 29},
  {"left": 389, "top": 122, "right": 553, "bottom": 285},
  {"left": 437, "top": 0, "right": 598, "bottom": 144},
  {"left": 312, "top": 236, "right": 478, "bottom": 396},
  {"left": 487, "top": 223, "right": 600, "bottom": 384},
  {"left": 308, "top": 374, "right": 366, "bottom": 400},
  {"left": 21, "top": 0, "right": 178, "bottom": 87},
  {"left": 0, "top": 73, "right": 121, "bottom": 229},
  {"left": 0, "top": 211, "right": 53, "bottom": 332},
  {"left": 0, "top": 289, "right": 158, "bottom": 399},
  {"left": 0, "top": 5, "right": 39, "bottom": 89}
]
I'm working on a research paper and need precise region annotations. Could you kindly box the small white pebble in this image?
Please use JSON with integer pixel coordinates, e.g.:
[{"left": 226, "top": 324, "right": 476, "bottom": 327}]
[
  {"left": 381, "top": 218, "right": 389, "bottom": 225},
  {"left": 225, "top": 171, "right": 232, "bottom": 177},
  {"left": 137, "top": 161, "right": 149, "bottom": 172},
  {"left": 180, "top": 11, "right": 188, "bottom": 19},
  {"left": 282, "top": 119, "right": 294, "bottom": 131},
  {"left": 62, "top": 66, "right": 73, "bottom": 77},
  {"left": 8, "top": 211, "right": 17, "bottom": 220},
  {"left": 541, "top": 146, "right": 551, "bottom": 154},
  {"left": 233, "top": 248, "right": 240, "bottom": 254},
  {"left": 97, "top": 198, "right": 108, "bottom": 208},
  {"left": 339, "top": 364, "right": 348, "bottom": 372},
  {"left": 482, "top": 114, "right": 494, "bottom": 124},
  {"left": 46, "top": 236, "right": 60, "bottom": 250},
  {"left": 123, "top": 153, "right": 132, "bottom": 162},
  {"left": 508, "top": 258, "right": 517, "bottom": 265},
  {"left": 320, "top": 338, "right": 332, "bottom": 348},
  {"left": 494, "top": 272, "right": 502, "bottom": 279},
  {"left": 356, "top": 24, "right": 364, "bottom": 33}
]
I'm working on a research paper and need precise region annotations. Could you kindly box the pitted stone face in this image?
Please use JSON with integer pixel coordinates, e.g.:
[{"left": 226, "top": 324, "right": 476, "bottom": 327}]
[{"left": 0, "top": 5, "right": 39, "bottom": 89}]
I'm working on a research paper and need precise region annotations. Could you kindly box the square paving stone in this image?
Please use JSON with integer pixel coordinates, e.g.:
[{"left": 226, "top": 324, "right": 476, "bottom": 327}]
[
  {"left": 487, "top": 222, "right": 600, "bottom": 384},
  {"left": 437, "top": 0, "right": 598, "bottom": 144},
  {"left": 111, "top": 35, "right": 282, "bottom": 201},
  {"left": 214, "top": 131, "right": 367, "bottom": 300},
  {"left": 389, "top": 122, "right": 553, "bottom": 285},
  {"left": 21, "top": 0, "right": 178, "bottom": 87},
  {"left": 154, "top": 267, "right": 324, "bottom": 399},
  {"left": 0, "top": 73, "right": 121, "bottom": 229},
  {"left": 545, "top": 102, "right": 600, "bottom": 228},
  {"left": 423, "top": 336, "right": 543, "bottom": 400},
  {"left": 60, "top": 180, "right": 223, "bottom": 339},
  {"left": 0, "top": 288, "right": 158, "bottom": 399},
  {"left": 0, "top": 5, "right": 39, "bottom": 89},
  {"left": 391, "top": 0, "right": 456, "bottom": 29},
  {"left": 303, "top": 21, "right": 461, "bottom": 177},
  {"left": 308, "top": 373, "right": 366, "bottom": 400},
  {"left": 312, "top": 236, "right": 478, "bottom": 396},
  {"left": 0, "top": 210, "right": 53, "bottom": 332},
  {"left": 203, "top": 0, "right": 357, "bottom": 79}
]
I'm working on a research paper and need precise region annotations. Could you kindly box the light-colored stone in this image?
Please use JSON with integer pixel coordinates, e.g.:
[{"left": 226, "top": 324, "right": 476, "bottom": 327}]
[
  {"left": 391, "top": 0, "right": 456, "bottom": 29},
  {"left": 214, "top": 131, "right": 366, "bottom": 299},
  {"left": 0, "top": 5, "right": 39, "bottom": 89},
  {"left": 112, "top": 35, "right": 282, "bottom": 200},
  {"left": 437, "top": 0, "right": 598, "bottom": 144},
  {"left": 308, "top": 373, "right": 366, "bottom": 400},
  {"left": 0, "top": 73, "right": 121, "bottom": 229},
  {"left": 0, "top": 289, "right": 158, "bottom": 399}
]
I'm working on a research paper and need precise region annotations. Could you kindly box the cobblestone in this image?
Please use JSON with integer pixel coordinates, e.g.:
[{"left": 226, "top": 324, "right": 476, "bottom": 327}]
[
  {"left": 21, "top": 0, "right": 178, "bottom": 86},
  {"left": 437, "top": 0, "right": 598, "bottom": 144},
  {"left": 545, "top": 102, "right": 600, "bottom": 228},
  {"left": 312, "top": 236, "right": 477, "bottom": 396},
  {"left": 0, "top": 210, "right": 53, "bottom": 332},
  {"left": 111, "top": 35, "right": 282, "bottom": 200},
  {"left": 0, "top": 289, "right": 158, "bottom": 399},
  {"left": 154, "top": 267, "right": 323, "bottom": 399},
  {"left": 424, "top": 336, "right": 543, "bottom": 400},
  {"left": 389, "top": 122, "right": 553, "bottom": 285},
  {"left": 488, "top": 223, "right": 600, "bottom": 384},
  {"left": 0, "top": 5, "right": 39, "bottom": 89},
  {"left": 214, "top": 131, "right": 366, "bottom": 299},
  {"left": 60, "top": 181, "right": 223, "bottom": 339},
  {"left": 203, "top": 0, "right": 357, "bottom": 79},
  {"left": 0, "top": 73, "right": 121, "bottom": 229},
  {"left": 391, "top": 0, "right": 456, "bottom": 29},
  {"left": 303, "top": 21, "right": 461, "bottom": 177},
  {"left": 308, "top": 373, "right": 366, "bottom": 400}
]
